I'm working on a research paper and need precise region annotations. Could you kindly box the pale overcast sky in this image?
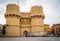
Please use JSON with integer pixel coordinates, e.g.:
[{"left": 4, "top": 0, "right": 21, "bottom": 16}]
[{"left": 0, "top": 0, "right": 60, "bottom": 26}]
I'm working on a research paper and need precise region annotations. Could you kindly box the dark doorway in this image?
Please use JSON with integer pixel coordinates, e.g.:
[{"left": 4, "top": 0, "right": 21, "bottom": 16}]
[
  {"left": 23, "top": 31, "right": 28, "bottom": 37},
  {"left": 2, "top": 25, "right": 6, "bottom": 36}
]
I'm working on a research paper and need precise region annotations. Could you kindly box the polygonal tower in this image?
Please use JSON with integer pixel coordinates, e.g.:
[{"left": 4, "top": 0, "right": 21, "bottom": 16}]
[
  {"left": 30, "top": 6, "right": 45, "bottom": 36},
  {"left": 4, "top": 4, "right": 21, "bottom": 36}
]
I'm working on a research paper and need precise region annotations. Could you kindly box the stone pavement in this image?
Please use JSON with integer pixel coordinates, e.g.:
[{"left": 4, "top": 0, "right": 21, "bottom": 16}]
[{"left": 0, "top": 37, "right": 60, "bottom": 41}]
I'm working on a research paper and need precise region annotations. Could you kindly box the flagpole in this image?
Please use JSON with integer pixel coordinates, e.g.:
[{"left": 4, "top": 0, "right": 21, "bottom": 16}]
[{"left": 17, "top": 0, "right": 19, "bottom": 5}]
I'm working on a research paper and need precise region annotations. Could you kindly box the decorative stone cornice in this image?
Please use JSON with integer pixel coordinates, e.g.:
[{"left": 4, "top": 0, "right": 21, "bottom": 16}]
[
  {"left": 5, "top": 14, "right": 21, "bottom": 18},
  {"left": 6, "top": 24, "right": 20, "bottom": 27},
  {"left": 31, "top": 25, "right": 44, "bottom": 27},
  {"left": 30, "top": 15, "right": 45, "bottom": 19}
]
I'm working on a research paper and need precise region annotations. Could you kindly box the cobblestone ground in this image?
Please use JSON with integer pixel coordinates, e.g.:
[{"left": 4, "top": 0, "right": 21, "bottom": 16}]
[{"left": 0, "top": 37, "right": 60, "bottom": 41}]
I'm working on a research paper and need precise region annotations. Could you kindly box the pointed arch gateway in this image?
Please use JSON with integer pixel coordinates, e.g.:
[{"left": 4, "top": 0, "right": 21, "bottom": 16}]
[{"left": 23, "top": 31, "right": 28, "bottom": 37}]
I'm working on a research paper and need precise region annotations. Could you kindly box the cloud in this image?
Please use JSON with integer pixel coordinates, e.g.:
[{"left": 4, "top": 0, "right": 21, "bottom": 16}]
[
  {"left": 43, "top": 0, "right": 60, "bottom": 25},
  {"left": 20, "top": 0, "right": 37, "bottom": 12},
  {"left": 0, "top": 0, "right": 60, "bottom": 25},
  {"left": 0, "top": 14, "right": 6, "bottom": 24},
  {"left": 0, "top": 4, "right": 6, "bottom": 24}
]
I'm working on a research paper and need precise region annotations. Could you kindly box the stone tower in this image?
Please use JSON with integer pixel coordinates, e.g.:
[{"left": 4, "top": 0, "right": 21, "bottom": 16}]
[
  {"left": 4, "top": 4, "right": 45, "bottom": 36},
  {"left": 30, "top": 6, "right": 45, "bottom": 35},
  {"left": 5, "top": 4, "right": 21, "bottom": 36}
]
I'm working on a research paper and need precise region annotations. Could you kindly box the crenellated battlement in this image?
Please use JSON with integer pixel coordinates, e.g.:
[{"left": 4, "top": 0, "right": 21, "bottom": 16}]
[
  {"left": 7, "top": 4, "right": 19, "bottom": 7},
  {"left": 31, "top": 5, "right": 43, "bottom": 9},
  {"left": 20, "top": 12, "right": 30, "bottom": 18},
  {"left": 30, "top": 5, "right": 43, "bottom": 14},
  {"left": 6, "top": 4, "right": 20, "bottom": 14},
  {"left": 5, "top": 4, "right": 44, "bottom": 17}
]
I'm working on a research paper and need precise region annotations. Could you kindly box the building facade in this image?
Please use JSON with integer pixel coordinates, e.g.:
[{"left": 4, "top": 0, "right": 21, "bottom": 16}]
[
  {"left": 52, "top": 24, "right": 60, "bottom": 35},
  {"left": 4, "top": 4, "right": 45, "bottom": 36},
  {"left": 0, "top": 24, "right": 3, "bottom": 35},
  {"left": 44, "top": 24, "right": 51, "bottom": 35}
]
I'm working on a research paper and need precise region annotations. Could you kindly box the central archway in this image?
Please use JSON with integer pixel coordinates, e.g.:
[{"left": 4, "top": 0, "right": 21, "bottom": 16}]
[{"left": 23, "top": 31, "right": 28, "bottom": 37}]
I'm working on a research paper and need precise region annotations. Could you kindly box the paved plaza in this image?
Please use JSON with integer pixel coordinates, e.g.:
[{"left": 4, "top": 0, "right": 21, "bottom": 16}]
[{"left": 0, "top": 37, "right": 60, "bottom": 41}]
